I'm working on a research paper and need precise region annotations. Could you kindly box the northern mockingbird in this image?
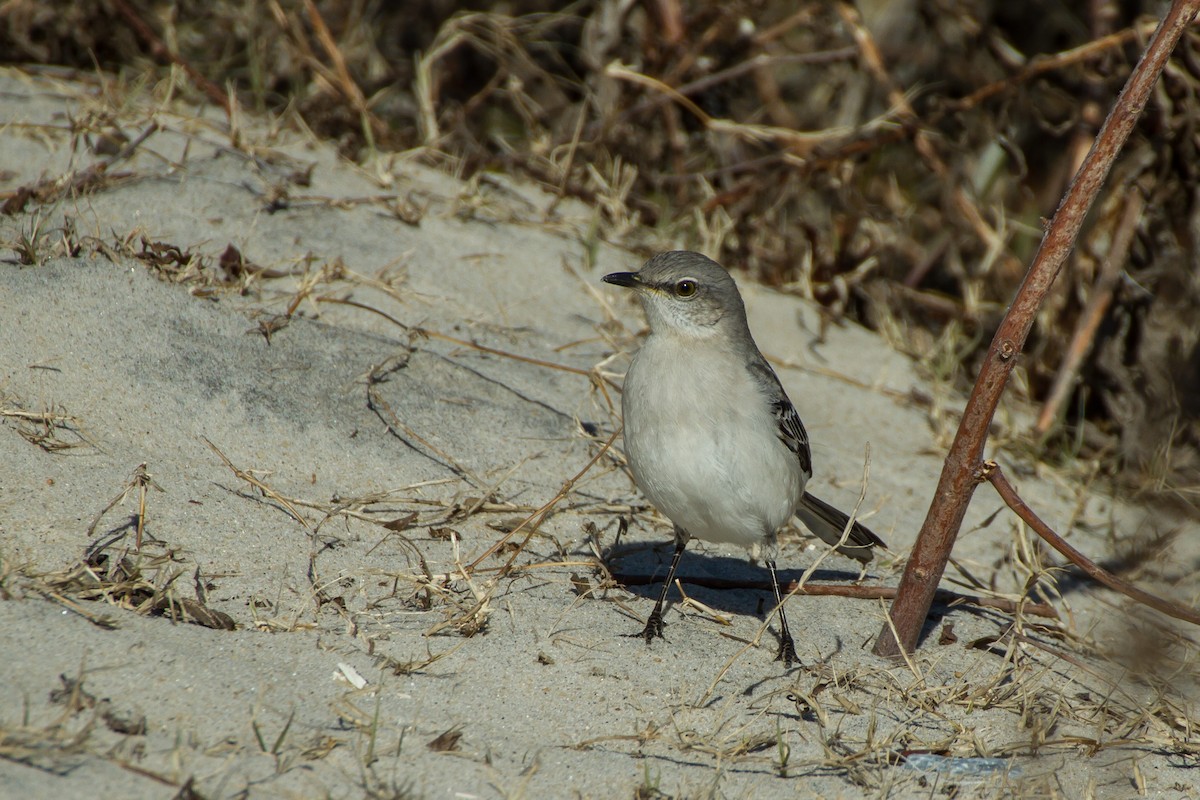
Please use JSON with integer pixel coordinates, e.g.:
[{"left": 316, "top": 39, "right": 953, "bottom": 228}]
[{"left": 604, "top": 251, "right": 885, "bottom": 664}]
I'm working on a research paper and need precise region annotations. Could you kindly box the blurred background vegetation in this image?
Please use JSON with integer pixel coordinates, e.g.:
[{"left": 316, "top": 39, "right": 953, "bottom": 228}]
[{"left": 4, "top": 0, "right": 1199, "bottom": 508}]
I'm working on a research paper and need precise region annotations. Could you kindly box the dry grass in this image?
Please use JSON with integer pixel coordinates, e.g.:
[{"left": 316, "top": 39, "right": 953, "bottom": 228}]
[
  {"left": 4, "top": 20, "right": 1200, "bottom": 794},
  {"left": 559, "top": 608, "right": 1200, "bottom": 795},
  {"left": 4, "top": 1, "right": 1198, "bottom": 497},
  {"left": 0, "top": 393, "right": 92, "bottom": 453},
  {"left": 17, "top": 540, "right": 236, "bottom": 631}
]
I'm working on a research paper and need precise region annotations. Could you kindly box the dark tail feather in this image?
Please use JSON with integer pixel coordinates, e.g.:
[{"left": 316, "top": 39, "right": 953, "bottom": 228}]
[{"left": 794, "top": 492, "right": 886, "bottom": 564}]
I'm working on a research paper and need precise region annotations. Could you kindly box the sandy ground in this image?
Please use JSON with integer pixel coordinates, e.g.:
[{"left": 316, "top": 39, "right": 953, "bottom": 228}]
[{"left": 2, "top": 67, "right": 1200, "bottom": 799}]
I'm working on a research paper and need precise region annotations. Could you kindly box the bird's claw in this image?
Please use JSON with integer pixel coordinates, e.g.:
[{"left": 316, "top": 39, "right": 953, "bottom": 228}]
[
  {"left": 776, "top": 637, "right": 798, "bottom": 666},
  {"left": 641, "top": 612, "right": 664, "bottom": 643}
]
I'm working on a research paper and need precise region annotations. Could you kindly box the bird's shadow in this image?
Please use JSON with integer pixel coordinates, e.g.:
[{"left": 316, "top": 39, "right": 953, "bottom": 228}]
[{"left": 610, "top": 542, "right": 866, "bottom": 618}]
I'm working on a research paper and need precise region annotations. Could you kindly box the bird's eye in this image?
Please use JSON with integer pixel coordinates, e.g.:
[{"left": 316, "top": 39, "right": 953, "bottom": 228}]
[{"left": 675, "top": 279, "right": 698, "bottom": 297}]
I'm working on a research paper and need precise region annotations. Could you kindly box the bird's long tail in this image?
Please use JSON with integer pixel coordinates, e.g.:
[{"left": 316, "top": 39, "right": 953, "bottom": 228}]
[{"left": 794, "top": 492, "right": 887, "bottom": 563}]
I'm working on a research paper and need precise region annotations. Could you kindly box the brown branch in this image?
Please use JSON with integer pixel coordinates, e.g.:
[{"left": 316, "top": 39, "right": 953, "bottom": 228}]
[
  {"left": 835, "top": 3, "right": 1020, "bottom": 289},
  {"left": 110, "top": 0, "right": 230, "bottom": 112},
  {"left": 873, "top": 0, "right": 1200, "bottom": 658},
  {"left": 204, "top": 438, "right": 312, "bottom": 530},
  {"left": 301, "top": 0, "right": 385, "bottom": 143},
  {"left": 1033, "top": 188, "right": 1145, "bottom": 436},
  {"left": 982, "top": 461, "right": 1200, "bottom": 626},
  {"left": 950, "top": 23, "right": 1153, "bottom": 111},
  {"left": 610, "top": 571, "right": 1059, "bottom": 619}
]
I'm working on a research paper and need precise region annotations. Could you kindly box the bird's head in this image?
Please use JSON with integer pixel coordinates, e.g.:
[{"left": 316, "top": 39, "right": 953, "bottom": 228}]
[{"left": 603, "top": 251, "right": 747, "bottom": 338}]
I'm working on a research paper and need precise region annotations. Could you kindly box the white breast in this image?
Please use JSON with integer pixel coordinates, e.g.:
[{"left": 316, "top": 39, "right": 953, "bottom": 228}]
[{"left": 620, "top": 335, "right": 806, "bottom": 551}]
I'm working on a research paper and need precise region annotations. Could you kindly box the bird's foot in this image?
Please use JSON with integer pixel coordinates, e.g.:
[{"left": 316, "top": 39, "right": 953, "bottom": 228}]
[
  {"left": 775, "top": 635, "right": 798, "bottom": 667},
  {"left": 640, "top": 611, "right": 664, "bottom": 643}
]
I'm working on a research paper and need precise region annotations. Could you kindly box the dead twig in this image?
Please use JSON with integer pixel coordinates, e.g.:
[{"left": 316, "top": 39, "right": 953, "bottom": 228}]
[
  {"left": 36, "top": 590, "right": 119, "bottom": 629},
  {"left": 204, "top": 438, "right": 312, "bottom": 529},
  {"left": 364, "top": 362, "right": 488, "bottom": 492},
  {"left": 0, "top": 401, "right": 90, "bottom": 452},
  {"left": 611, "top": 47, "right": 857, "bottom": 129},
  {"left": 982, "top": 460, "right": 1200, "bottom": 626},
  {"left": 466, "top": 427, "right": 621, "bottom": 575},
  {"left": 301, "top": 0, "right": 385, "bottom": 148},
  {"left": 317, "top": 295, "right": 596, "bottom": 378},
  {"left": 950, "top": 22, "right": 1156, "bottom": 111},
  {"left": 85, "top": 463, "right": 163, "bottom": 550},
  {"left": 603, "top": 61, "right": 887, "bottom": 156},
  {"left": 874, "top": 0, "right": 1200, "bottom": 658},
  {"left": 1033, "top": 188, "right": 1145, "bottom": 436},
  {"left": 318, "top": 293, "right": 620, "bottom": 425},
  {"left": 835, "top": 2, "right": 1013, "bottom": 276},
  {"left": 131, "top": 464, "right": 155, "bottom": 549},
  {"left": 16, "top": 122, "right": 159, "bottom": 208},
  {"left": 110, "top": 0, "right": 230, "bottom": 111}
]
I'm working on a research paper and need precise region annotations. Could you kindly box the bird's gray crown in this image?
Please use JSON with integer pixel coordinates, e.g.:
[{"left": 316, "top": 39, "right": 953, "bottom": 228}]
[{"left": 603, "top": 251, "right": 748, "bottom": 336}]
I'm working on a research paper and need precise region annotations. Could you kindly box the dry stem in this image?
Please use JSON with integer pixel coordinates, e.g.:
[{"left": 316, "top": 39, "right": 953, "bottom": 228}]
[
  {"left": 1033, "top": 188, "right": 1145, "bottom": 436},
  {"left": 982, "top": 460, "right": 1200, "bottom": 626}
]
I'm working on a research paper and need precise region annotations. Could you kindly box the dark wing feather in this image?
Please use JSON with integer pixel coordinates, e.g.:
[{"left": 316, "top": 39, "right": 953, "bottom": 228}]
[
  {"left": 747, "top": 357, "right": 885, "bottom": 562},
  {"left": 747, "top": 359, "right": 812, "bottom": 477}
]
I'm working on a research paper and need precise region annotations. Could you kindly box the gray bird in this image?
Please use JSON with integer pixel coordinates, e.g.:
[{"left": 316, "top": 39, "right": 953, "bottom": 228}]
[{"left": 604, "top": 250, "right": 885, "bottom": 664}]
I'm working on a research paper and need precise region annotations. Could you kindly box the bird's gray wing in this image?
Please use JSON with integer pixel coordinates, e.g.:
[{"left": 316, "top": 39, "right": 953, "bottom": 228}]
[
  {"left": 747, "top": 356, "right": 886, "bottom": 563},
  {"left": 746, "top": 357, "right": 812, "bottom": 478}
]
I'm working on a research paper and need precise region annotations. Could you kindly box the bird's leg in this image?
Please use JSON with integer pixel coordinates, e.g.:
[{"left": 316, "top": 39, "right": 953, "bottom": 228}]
[
  {"left": 640, "top": 530, "right": 689, "bottom": 643},
  {"left": 766, "top": 559, "right": 798, "bottom": 666}
]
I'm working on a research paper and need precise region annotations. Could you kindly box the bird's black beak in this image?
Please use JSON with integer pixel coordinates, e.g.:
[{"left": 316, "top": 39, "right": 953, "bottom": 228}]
[{"left": 602, "top": 271, "right": 640, "bottom": 288}]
